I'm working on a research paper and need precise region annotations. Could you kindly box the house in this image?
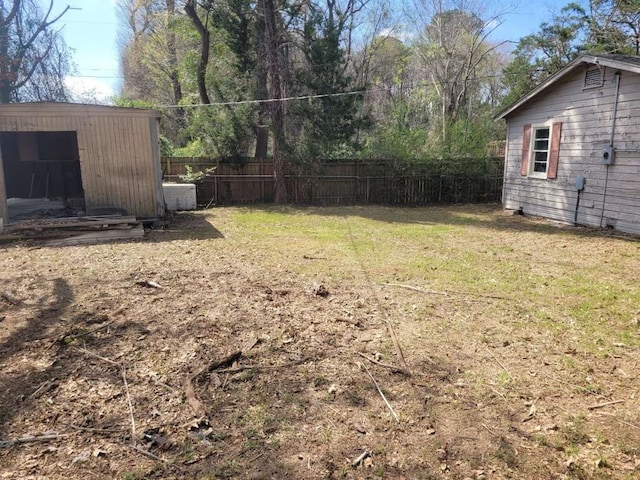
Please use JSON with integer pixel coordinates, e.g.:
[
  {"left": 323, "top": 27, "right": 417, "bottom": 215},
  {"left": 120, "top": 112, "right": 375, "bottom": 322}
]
[
  {"left": 0, "top": 103, "right": 165, "bottom": 226},
  {"left": 495, "top": 54, "right": 640, "bottom": 235}
]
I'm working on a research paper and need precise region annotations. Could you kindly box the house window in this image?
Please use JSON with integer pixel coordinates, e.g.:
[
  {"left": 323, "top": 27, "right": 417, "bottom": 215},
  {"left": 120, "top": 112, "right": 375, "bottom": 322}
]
[
  {"left": 531, "top": 126, "right": 550, "bottom": 175},
  {"left": 584, "top": 64, "right": 604, "bottom": 88},
  {"left": 520, "top": 122, "right": 562, "bottom": 179}
]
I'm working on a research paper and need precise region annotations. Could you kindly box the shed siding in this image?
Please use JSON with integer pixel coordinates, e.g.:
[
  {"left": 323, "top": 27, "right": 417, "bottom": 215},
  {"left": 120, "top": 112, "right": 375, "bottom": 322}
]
[
  {"left": 0, "top": 104, "right": 164, "bottom": 218},
  {"left": 503, "top": 66, "right": 640, "bottom": 235}
]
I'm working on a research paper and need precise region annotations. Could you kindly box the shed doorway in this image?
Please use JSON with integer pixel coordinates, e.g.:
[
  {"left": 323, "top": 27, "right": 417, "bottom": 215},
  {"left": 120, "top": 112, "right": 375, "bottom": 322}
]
[{"left": 0, "top": 131, "right": 85, "bottom": 221}]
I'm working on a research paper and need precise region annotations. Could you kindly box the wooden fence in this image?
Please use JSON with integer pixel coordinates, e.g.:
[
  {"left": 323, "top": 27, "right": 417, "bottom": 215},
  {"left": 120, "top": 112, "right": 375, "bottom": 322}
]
[{"left": 161, "top": 157, "right": 504, "bottom": 206}]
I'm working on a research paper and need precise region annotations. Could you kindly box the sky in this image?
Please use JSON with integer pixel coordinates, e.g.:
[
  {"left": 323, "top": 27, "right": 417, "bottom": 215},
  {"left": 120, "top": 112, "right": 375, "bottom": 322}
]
[
  {"left": 53, "top": 0, "right": 564, "bottom": 105},
  {"left": 54, "top": 0, "right": 121, "bottom": 103}
]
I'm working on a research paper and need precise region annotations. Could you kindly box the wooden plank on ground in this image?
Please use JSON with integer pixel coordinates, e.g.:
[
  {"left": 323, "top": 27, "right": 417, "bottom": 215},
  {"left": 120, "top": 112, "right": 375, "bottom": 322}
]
[
  {"left": 8, "top": 217, "right": 138, "bottom": 231},
  {"left": 44, "top": 224, "right": 144, "bottom": 247}
]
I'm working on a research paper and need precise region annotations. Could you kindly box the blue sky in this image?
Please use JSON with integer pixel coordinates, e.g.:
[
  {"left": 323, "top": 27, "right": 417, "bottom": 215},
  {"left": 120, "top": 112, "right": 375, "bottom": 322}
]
[
  {"left": 55, "top": 0, "right": 561, "bottom": 104},
  {"left": 55, "top": 0, "right": 120, "bottom": 102}
]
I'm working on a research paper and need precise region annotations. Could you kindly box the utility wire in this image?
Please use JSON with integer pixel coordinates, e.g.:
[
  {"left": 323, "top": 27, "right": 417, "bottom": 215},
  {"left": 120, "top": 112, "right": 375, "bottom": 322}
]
[{"left": 159, "top": 89, "right": 368, "bottom": 108}]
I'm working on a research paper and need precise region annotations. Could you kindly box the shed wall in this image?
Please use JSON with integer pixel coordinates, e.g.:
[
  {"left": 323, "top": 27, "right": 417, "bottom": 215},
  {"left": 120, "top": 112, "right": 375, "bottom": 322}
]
[
  {"left": 503, "top": 67, "right": 640, "bottom": 235},
  {"left": 0, "top": 104, "right": 164, "bottom": 218}
]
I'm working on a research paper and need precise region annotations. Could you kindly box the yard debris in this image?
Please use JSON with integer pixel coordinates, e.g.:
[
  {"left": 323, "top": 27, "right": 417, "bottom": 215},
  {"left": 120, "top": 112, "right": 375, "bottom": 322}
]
[
  {"left": 357, "top": 352, "right": 410, "bottom": 376},
  {"left": 587, "top": 399, "right": 625, "bottom": 410},
  {"left": 1, "top": 290, "right": 20, "bottom": 305},
  {"left": 142, "top": 428, "right": 173, "bottom": 451},
  {"left": 303, "top": 254, "right": 327, "bottom": 260},
  {"left": 185, "top": 351, "right": 243, "bottom": 418},
  {"left": 312, "top": 283, "right": 329, "bottom": 297},
  {"left": 359, "top": 362, "right": 400, "bottom": 423},
  {"left": 136, "top": 280, "right": 163, "bottom": 289},
  {"left": 383, "top": 317, "right": 410, "bottom": 374},
  {"left": 335, "top": 317, "right": 362, "bottom": 328},
  {"left": 351, "top": 450, "right": 371, "bottom": 467},
  {"left": 0, "top": 433, "right": 70, "bottom": 449},
  {"left": 522, "top": 403, "right": 537, "bottom": 422}
]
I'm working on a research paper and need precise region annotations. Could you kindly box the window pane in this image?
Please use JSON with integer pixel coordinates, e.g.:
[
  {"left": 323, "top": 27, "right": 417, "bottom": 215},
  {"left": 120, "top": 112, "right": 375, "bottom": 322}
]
[
  {"left": 533, "top": 161, "right": 547, "bottom": 172},
  {"left": 535, "top": 151, "right": 548, "bottom": 162},
  {"left": 535, "top": 128, "right": 550, "bottom": 139},
  {"left": 534, "top": 139, "right": 549, "bottom": 150}
]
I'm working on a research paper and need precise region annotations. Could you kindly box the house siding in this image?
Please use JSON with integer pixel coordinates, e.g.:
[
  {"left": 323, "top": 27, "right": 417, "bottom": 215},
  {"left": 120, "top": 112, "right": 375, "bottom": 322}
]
[
  {"left": 0, "top": 103, "right": 164, "bottom": 219},
  {"left": 503, "top": 66, "right": 640, "bottom": 235}
]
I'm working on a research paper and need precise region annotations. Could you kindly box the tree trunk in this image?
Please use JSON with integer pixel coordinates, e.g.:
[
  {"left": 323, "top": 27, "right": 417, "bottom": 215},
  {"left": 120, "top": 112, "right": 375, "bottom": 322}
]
[
  {"left": 260, "top": 0, "right": 287, "bottom": 203},
  {"left": 166, "top": 0, "right": 184, "bottom": 124},
  {"left": 184, "top": 0, "right": 211, "bottom": 105},
  {"left": 254, "top": 13, "right": 269, "bottom": 159}
]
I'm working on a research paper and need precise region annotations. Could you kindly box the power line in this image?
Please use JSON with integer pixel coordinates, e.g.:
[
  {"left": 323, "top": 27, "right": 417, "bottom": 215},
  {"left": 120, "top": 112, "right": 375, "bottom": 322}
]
[
  {"left": 160, "top": 89, "right": 367, "bottom": 108},
  {"left": 69, "top": 74, "right": 123, "bottom": 79}
]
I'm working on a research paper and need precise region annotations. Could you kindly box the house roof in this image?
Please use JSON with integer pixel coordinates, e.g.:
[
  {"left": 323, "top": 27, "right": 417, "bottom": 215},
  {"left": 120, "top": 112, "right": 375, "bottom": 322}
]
[
  {"left": 0, "top": 102, "right": 161, "bottom": 118},
  {"left": 494, "top": 54, "right": 640, "bottom": 120}
]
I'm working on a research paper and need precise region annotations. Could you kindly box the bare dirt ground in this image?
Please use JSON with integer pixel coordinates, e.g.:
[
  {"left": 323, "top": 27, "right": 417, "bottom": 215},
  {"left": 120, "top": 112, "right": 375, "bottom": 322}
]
[{"left": 1, "top": 204, "right": 639, "bottom": 479}]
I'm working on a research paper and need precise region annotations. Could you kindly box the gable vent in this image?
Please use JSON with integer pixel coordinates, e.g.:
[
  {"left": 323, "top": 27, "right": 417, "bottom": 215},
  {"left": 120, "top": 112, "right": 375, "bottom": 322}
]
[{"left": 584, "top": 65, "right": 604, "bottom": 88}]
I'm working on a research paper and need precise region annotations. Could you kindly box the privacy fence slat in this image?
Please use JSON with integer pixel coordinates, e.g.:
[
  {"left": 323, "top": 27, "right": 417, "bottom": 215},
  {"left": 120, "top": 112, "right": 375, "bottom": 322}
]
[{"left": 162, "top": 157, "right": 503, "bottom": 206}]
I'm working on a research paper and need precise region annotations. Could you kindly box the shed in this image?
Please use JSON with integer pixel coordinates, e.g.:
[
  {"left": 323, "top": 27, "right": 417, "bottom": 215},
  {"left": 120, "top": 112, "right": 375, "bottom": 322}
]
[
  {"left": 0, "top": 103, "right": 165, "bottom": 225},
  {"left": 495, "top": 54, "right": 640, "bottom": 235}
]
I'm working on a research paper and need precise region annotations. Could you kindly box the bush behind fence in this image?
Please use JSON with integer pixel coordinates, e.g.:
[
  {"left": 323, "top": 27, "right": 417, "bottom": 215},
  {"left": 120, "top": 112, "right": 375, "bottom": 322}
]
[{"left": 161, "top": 157, "right": 504, "bottom": 206}]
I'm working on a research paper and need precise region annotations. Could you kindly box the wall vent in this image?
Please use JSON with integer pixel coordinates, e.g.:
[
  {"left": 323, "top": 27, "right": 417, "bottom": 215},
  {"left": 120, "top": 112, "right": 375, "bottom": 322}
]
[{"left": 584, "top": 65, "right": 604, "bottom": 88}]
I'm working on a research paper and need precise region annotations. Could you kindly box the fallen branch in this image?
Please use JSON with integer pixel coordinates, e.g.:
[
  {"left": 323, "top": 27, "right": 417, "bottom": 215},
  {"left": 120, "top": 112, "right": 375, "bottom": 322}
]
[
  {"left": 185, "top": 376, "right": 206, "bottom": 418},
  {"left": 186, "top": 351, "right": 243, "bottom": 417},
  {"left": 384, "top": 318, "right": 409, "bottom": 374},
  {"left": 596, "top": 412, "right": 640, "bottom": 431},
  {"left": 67, "top": 319, "right": 115, "bottom": 341},
  {"left": 135, "top": 280, "right": 163, "bottom": 289},
  {"left": 357, "top": 352, "right": 410, "bottom": 376},
  {"left": 588, "top": 400, "right": 624, "bottom": 410},
  {"left": 28, "top": 378, "right": 56, "bottom": 400},
  {"left": 0, "top": 434, "right": 70, "bottom": 448},
  {"left": 74, "top": 348, "right": 138, "bottom": 444},
  {"left": 67, "top": 424, "right": 126, "bottom": 434},
  {"left": 485, "top": 346, "right": 515, "bottom": 382},
  {"left": 335, "top": 317, "right": 362, "bottom": 328},
  {"left": 74, "top": 347, "right": 120, "bottom": 366},
  {"left": 122, "top": 366, "right": 136, "bottom": 438},
  {"left": 360, "top": 362, "right": 399, "bottom": 423},
  {"left": 382, "top": 283, "right": 511, "bottom": 301},
  {"left": 131, "top": 443, "right": 166, "bottom": 462},
  {"left": 196, "top": 350, "right": 242, "bottom": 379},
  {"left": 351, "top": 450, "right": 371, "bottom": 467}
]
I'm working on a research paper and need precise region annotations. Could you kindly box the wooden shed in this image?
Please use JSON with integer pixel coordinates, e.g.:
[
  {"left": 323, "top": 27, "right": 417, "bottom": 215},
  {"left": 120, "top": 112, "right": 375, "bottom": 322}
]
[
  {"left": 0, "top": 103, "right": 165, "bottom": 226},
  {"left": 495, "top": 54, "right": 640, "bottom": 235}
]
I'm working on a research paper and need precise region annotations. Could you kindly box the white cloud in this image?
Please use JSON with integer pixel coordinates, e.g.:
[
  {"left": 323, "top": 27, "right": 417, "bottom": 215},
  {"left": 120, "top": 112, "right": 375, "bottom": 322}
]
[{"left": 65, "top": 76, "right": 115, "bottom": 104}]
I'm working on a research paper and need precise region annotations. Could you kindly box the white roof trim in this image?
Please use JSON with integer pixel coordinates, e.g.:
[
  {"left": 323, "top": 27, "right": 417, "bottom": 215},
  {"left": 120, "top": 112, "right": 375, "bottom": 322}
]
[{"left": 494, "top": 55, "right": 640, "bottom": 120}]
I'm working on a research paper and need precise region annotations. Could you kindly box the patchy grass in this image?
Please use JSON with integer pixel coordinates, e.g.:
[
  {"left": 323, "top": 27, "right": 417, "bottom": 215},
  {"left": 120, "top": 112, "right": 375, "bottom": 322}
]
[{"left": 1, "top": 204, "right": 639, "bottom": 479}]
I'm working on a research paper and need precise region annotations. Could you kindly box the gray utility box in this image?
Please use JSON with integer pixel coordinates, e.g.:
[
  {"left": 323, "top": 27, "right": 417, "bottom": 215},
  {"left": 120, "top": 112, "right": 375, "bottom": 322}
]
[{"left": 602, "top": 145, "right": 615, "bottom": 165}]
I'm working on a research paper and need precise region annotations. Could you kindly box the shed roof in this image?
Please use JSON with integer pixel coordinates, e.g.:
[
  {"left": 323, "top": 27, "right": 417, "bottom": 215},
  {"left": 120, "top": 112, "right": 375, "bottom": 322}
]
[
  {"left": 494, "top": 54, "right": 640, "bottom": 120},
  {"left": 0, "top": 102, "right": 160, "bottom": 118}
]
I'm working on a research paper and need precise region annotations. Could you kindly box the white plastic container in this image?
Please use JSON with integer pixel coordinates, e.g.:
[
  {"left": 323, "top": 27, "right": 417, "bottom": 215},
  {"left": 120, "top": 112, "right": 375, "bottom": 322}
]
[{"left": 162, "top": 183, "right": 197, "bottom": 211}]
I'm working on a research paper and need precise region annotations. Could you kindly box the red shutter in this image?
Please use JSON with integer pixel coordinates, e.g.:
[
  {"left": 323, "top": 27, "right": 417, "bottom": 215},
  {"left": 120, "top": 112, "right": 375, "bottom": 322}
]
[
  {"left": 521, "top": 124, "right": 531, "bottom": 176},
  {"left": 547, "top": 122, "right": 562, "bottom": 179}
]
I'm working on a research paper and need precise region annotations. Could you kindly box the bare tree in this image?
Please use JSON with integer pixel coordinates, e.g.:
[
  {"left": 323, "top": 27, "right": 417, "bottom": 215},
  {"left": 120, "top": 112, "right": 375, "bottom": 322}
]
[
  {"left": 0, "top": 0, "right": 71, "bottom": 103},
  {"left": 408, "top": 0, "right": 510, "bottom": 148}
]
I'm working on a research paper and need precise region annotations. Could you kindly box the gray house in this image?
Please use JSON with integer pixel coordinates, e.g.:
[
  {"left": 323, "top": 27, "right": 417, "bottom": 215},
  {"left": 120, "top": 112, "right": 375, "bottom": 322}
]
[{"left": 495, "top": 54, "right": 640, "bottom": 235}]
